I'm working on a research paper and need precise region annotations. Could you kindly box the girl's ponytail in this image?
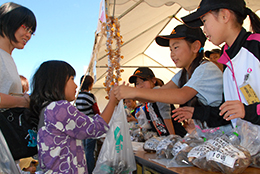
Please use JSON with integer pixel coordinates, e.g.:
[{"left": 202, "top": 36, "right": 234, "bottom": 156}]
[{"left": 246, "top": 7, "right": 260, "bottom": 33}]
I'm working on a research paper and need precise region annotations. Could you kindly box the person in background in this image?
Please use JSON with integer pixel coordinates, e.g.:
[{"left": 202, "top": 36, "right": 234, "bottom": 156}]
[
  {"left": 181, "top": 0, "right": 260, "bottom": 127},
  {"left": 18, "top": 157, "right": 41, "bottom": 174},
  {"left": 127, "top": 67, "right": 186, "bottom": 137},
  {"left": 123, "top": 98, "right": 138, "bottom": 122},
  {"left": 205, "top": 48, "right": 223, "bottom": 71},
  {"left": 75, "top": 75, "right": 100, "bottom": 174},
  {"left": 20, "top": 75, "right": 29, "bottom": 93},
  {"left": 114, "top": 25, "right": 231, "bottom": 138},
  {"left": 29, "top": 60, "right": 118, "bottom": 173}
]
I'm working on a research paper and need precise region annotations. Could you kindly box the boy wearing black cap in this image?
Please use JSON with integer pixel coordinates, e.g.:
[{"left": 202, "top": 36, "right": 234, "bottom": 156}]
[
  {"left": 129, "top": 67, "right": 187, "bottom": 137},
  {"left": 205, "top": 48, "right": 222, "bottom": 71},
  {"left": 114, "top": 24, "right": 232, "bottom": 137},
  {"left": 182, "top": 0, "right": 260, "bottom": 128}
]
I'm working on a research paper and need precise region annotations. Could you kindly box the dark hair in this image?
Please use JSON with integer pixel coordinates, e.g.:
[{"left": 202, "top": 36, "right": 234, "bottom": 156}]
[
  {"left": 0, "top": 2, "right": 36, "bottom": 42},
  {"left": 19, "top": 75, "right": 29, "bottom": 93},
  {"left": 212, "top": 8, "right": 260, "bottom": 33},
  {"left": 80, "top": 75, "right": 94, "bottom": 91},
  {"left": 246, "top": 8, "right": 260, "bottom": 33},
  {"left": 123, "top": 98, "right": 136, "bottom": 103},
  {"left": 30, "top": 60, "right": 76, "bottom": 119},
  {"left": 178, "top": 37, "right": 206, "bottom": 107},
  {"left": 134, "top": 77, "right": 162, "bottom": 87},
  {"left": 178, "top": 37, "right": 205, "bottom": 88}
]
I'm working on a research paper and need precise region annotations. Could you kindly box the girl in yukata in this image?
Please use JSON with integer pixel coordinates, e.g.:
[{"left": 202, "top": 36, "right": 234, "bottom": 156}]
[{"left": 29, "top": 60, "right": 118, "bottom": 173}]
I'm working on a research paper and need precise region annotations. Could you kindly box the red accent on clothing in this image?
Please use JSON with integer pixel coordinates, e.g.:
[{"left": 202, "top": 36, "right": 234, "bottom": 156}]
[
  {"left": 247, "top": 33, "right": 260, "bottom": 42},
  {"left": 257, "top": 104, "right": 260, "bottom": 115},
  {"left": 92, "top": 103, "right": 101, "bottom": 115}
]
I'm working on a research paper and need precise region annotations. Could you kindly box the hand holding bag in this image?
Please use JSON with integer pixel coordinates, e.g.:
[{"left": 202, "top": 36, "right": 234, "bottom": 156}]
[{"left": 93, "top": 100, "right": 136, "bottom": 174}]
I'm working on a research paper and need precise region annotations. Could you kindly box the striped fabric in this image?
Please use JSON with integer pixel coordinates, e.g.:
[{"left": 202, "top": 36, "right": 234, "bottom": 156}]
[{"left": 76, "top": 91, "right": 96, "bottom": 117}]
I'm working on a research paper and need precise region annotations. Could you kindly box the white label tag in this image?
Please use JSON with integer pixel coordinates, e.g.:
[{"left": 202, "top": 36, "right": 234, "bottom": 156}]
[
  {"left": 171, "top": 141, "right": 188, "bottom": 157},
  {"left": 206, "top": 151, "right": 236, "bottom": 168}
]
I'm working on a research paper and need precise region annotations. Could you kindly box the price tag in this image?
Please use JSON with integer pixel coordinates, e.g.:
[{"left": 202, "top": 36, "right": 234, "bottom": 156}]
[
  {"left": 188, "top": 141, "right": 215, "bottom": 158},
  {"left": 211, "top": 137, "right": 230, "bottom": 148},
  {"left": 171, "top": 141, "right": 188, "bottom": 157},
  {"left": 206, "top": 151, "right": 236, "bottom": 168},
  {"left": 239, "top": 69, "right": 259, "bottom": 104},
  {"left": 240, "top": 84, "right": 260, "bottom": 104}
]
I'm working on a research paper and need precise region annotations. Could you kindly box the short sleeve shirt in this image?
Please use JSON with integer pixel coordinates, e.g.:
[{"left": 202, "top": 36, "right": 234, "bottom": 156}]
[
  {"left": 172, "top": 61, "right": 223, "bottom": 107},
  {"left": 0, "top": 49, "right": 22, "bottom": 94}
]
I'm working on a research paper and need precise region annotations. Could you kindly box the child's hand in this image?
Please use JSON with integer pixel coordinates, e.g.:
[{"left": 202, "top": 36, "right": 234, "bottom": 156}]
[
  {"left": 114, "top": 82, "right": 136, "bottom": 100},
  {"left": 109, "top": 84, "right": 119, "bottom": 105},
  {"left": 172, "top": 106, "right": 194, "bottom": 123},
  {"left": 219, "top": 100, "right": 245, "bottom": 120},
  {"left": 183, "top": 119, "right": 195, "bottom": 134}
]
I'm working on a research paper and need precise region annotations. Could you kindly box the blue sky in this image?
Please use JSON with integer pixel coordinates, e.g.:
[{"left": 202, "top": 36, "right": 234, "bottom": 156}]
[{"left": 8, "top": 0, "right": 100, "bottom": 90}]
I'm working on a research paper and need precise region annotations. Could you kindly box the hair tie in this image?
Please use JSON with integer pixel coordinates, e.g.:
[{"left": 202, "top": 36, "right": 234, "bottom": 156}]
[
  {"left": 245, "top": 7, "right": 252, "bottom": 16},
  {"left": 199, "top": 47, "right": 204, "bottom": 53}
]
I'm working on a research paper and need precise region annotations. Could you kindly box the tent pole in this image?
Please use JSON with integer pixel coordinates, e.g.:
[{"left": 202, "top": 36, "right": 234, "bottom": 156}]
[
  {"left": 143, "top": 7, "right": 182, "bottom": 53},
  {"left": 96, "top": 65, "right": 177, "bottom": 68},
  {"left": 113, "top": 0, "right": 116, "bottom": 18},
  {"left": 118, "top": 0, "right": 144, "bottom": 20}
]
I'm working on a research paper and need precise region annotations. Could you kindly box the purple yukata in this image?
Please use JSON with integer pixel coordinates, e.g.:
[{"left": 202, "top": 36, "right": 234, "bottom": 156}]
[{"left": 37, "top": 100, "right": 109, "bottom": 173}]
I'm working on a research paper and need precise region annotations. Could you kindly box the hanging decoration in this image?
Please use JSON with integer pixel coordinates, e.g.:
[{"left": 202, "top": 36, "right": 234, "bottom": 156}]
[{"left": 103, "top": 16, "right": 124, "bottom": 99}]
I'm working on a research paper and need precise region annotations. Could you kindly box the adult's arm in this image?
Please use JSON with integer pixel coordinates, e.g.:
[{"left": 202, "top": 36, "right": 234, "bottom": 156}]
[{"left": 0, "top": 93, "right": 29, "bottom": 108}]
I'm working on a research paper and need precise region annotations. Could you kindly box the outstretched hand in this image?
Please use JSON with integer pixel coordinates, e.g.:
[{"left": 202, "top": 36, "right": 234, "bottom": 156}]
[
  {"left": 219, "top": 100, "right": 245, "bottom": 121},
  {"left": 109, "top": 84, "right": 119, "bottom": 105},
  {"left": 114, "top": 82, "right": 136, "bottom": 100},
  {"left": 172, "top": 106, "right": 194, "bottom": 123}
]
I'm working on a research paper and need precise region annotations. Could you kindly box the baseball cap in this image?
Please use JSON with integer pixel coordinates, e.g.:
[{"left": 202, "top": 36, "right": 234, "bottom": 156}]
[
  {"left": 182, "top": 0, "right": 246, "bottom": 27},
  {"left": 129, "top": 67, "right": 155, "bottom": 83},
  {"left": 155, "top": 24, "right": 206, "bottom": 47},
  {"left": 205, "top": 48, "right": 221, "bottom": 58},
  {"left": 19, "top": 157, "right": 38, "bottom": 170}
]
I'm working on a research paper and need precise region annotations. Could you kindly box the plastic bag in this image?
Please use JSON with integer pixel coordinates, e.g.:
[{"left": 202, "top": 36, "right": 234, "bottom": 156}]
[
  {"left": 130, "top": 128, "right": 145, "bottom": 142},
  {"left": 156, "top": 135, "right": 181, "bottom": 159},
  {"left": 137, "top": 106, "right": 151, "bottom": 131},
  {"left": 93, "top": 100, "right": 136, "bottom": 174},
  {"left": 251, "top": 153, "right": 260, "bottom": 168},
  {"left": 194, "top": 119, "right": 233, "bottom": 140},
  {"left": 236, "top": 119, "right": 260, "bottom": 168},
  {"left": 206, "top": 144, "right": 251, "bottom": 174},
  {"left": 237, "top": 118, "right": 260, "bottom": 156},
  {"left": 167, "top": 141, "right": 193, "bottom": 167},
  {"left": 143, "top": 136, "right": 164, "bottom": 153},
  {"left": 0, "top": 130, "right": 21, "bottom": 174},
  {"left": 167, "top": 133, "right": 204, "bottom": 167},
  {"left": 187, "top": 137, "right": 222, "bottom": 172}
]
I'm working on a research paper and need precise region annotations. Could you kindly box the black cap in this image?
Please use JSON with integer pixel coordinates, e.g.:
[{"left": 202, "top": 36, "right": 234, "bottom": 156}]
[
  {"left": 129, "top": 67, "right": 155, "bottom": 83},
  {"left": 205, "top": 48, "right": 221, "bottom": 58},
  {"left": 182, "top": 0, "right": 246, "bottom": 27},
  {"left": 155, "top": 24, "right": 206, "bottom": 47}
]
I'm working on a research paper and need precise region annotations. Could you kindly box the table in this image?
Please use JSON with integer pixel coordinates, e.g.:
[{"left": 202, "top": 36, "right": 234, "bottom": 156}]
[{"left": 134, "top": 150, "right": 260, "bottom": 174}]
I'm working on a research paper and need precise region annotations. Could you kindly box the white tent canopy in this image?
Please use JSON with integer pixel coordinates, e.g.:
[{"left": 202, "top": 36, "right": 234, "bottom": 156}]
[{"left": 87, "top": 0, "right": 260, "bottom": 110}]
